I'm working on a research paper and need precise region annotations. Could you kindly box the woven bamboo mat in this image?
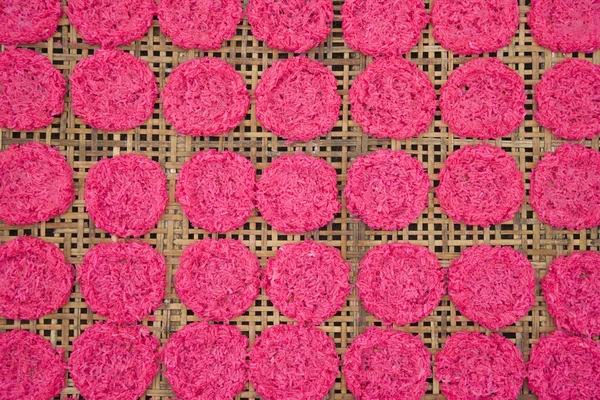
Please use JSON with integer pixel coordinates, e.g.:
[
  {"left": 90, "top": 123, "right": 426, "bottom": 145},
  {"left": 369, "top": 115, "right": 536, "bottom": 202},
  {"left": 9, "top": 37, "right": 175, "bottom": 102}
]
[{"left": 1, "top": 0, "right": 599, "bottom": 398}]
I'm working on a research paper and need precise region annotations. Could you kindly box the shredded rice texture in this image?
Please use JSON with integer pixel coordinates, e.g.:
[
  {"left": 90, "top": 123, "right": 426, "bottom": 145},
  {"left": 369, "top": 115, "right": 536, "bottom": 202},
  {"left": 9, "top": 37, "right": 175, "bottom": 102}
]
[
  {"left": 542, "top": 251, "right": 600, "bottom": 337},
  {"left": 0, "top": 236, "right": 73, "bottom": 321},
  {"left": 84, "top": 153, "right": 168, "bottom": 237},
  {"left": 357, "top": 243, "right": 445, "bottom": 326},
  {"left": 0, "top": 330, "right": 66, "bottom": 400},
  {"left": 435, "top": 332, "right": 526, "bottom": 400},
  {"left": 175, "top": 238, "right": 260, "bottom": 321},
  {"left": 162, "top": 57, "right": 250, "bottom": 136},
  {"left": 0, "top": 142, "right": 74, "bottom": 226},
  {"left": 69, "top": 323, "right": 160, "bottom": 400},
  {"left": 162, "top": 322, "right": 248, "bottom": 400},
  {"left": 248, "top": 324, "right": 338, "bottom": 400},
  {"left": 78, "top": 242, "right": 166, "bottom": 324},
  {"left": 344, "top": 149, "right": 430, "bottom": 230},
  {"left": 440, "top": 58, "right": 526, "bottom": 139},
  {"left": 528, "top": 331, "right": 600, "bottom": 400},
  {"left": 158, "top": 0, "right": 243, "bottom": 50},
  {"left": 534, "top": 58, "right": 600, "bottom": 140},
  {"left": 343, "top": 327, "right": 431, "bottom": 400},
  {"left": 247, "top": 0, "right": 333, "bottom": 53},
  {"left": 0, "top": 0, "right": 61, "bottom": 45},
  {"left": 264, "top": 241, "right": 351, "bottom": 326},
  {"left": 255, "top": 57, "right": 341, "bottom": 143},
  {"left": 431, "top": 0, "right": 519, "bottom": 55},
  {"left": 256, "top": 153, "right": 340, "bottom": 234},
  {"left": 436, "top": 144, "right": 524, "bottom": 227},
  {"left": 349, "top": 58, "right": 436, "bottom": 139},
  {"left": 0, "top": 48, "right": 65, "bottom": 131},
  {"left": 529, "top": 143, "right": 600, "bottom": 231},
  {"left": 448, "top": 245, "right": 535, "bottom": 330},
  {"left": 528, "top": 0, "right": 600, "bottom": 54}
]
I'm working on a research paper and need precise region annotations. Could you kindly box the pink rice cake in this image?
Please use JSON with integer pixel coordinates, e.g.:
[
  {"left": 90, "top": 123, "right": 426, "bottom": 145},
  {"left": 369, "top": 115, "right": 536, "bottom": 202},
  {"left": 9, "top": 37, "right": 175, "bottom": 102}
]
[
  {"left": 162, "top": 57, "right": 250, "bottom": 136},
  {"left": 248, "top": 324, "right": 338, "bottom": 400},
  {"left": 158, "top": 0, "right": 243, "bottom": 50},
  {"left": 78, "top": 242, "right": 166, "bottom": 324},
  {"left": 528, "top": 331, "right": 600, "bottom": 400},
  {"left": 534, "top": 58, "right": 600, "bottom": 140},
  {"left": 162, "top": 322, "right": 248, "bottom": 400},
  {"left": 357, "top": 243, "right": 445, "bottom": 326},
  {"left": 436, "top": 144, "right": 524, "bottom": 227},
  {"left": 431, "top": 0, "right": 519, "bottom": 55},
  {"left": 255, "top": 57, "right": 341, "bottom": 143},
  {"left": 344, "top": 149, "right": 430, "bottom": 230},
  {"left": 247, "top": 0, "right": 333, "bottom": 53},
  {"left": 0, "top": 330, "right": 66, "bottom": 400},
  {"left": 70, "top": 50, "right": 157, "bottom": 131},
  {"left": 175, "top": 238, "right": 260, "bottom": 321},
  {"left": 69, "top": 323, "right": 160, "bottom": 400},
  {"left": 440, "top": 58, "right": 526, "bottom": 139},
  {"left": 349, "top": 57, "right": 436, "bottom": 139},
  {"left": 0, "top": 142, "right": 74, "bottom": 226},
  {"left": 542, "top": 250, "right": 600, "bottom": 337},
  {"left": 256, "top": 153, "right": 340, "bottom": 234},
  {"left": 341, "top": 0, "right": 428, "bottom": 57},
  {"left": 448, "top": 245, "right": 535, "bottom": 330},
  {"left": 67, "top": 0, "right": 156, "bottom": 48},
  {"left": 0, "top": 236, "right": 73, "bottom": 321},
  {"left": 529, "top": 0, "right": 600, "bottom": 54},
  {"left": 0, "top": 49, "right": 65, "bottom": 131},
  {"left": 435, "top": 332, "right": 526, "bottom": 400},
  {"left": 529, "top": 143, "right": 600, "bottom": 230},
  {"left": 84, "top": 153, "right": 168, "bottom": 237},
  {"left": 0, "top": 0, "right": 61, "bottom": 45},
  {"left": 343, "top": 327, "right": 431, "bottom": 400},
  {"left": 264, "top": 241, "right": 351, "bottom": 325}
]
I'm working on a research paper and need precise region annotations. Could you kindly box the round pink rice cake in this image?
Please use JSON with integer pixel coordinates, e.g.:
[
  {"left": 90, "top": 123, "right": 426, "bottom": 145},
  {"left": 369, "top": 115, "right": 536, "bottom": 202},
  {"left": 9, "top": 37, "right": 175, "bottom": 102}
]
[
  {"left": 79, "top": 242, "right": 166, "bottom": 324},
  {"left": 247, "top": 0, "right": 333, "bottom": 53},
  {"left": 264, "top": 241, "right": 351, "bottom": 326},
  {"left": 528, "top": 0, "right": 600, "bottom": 54},
  {"left": 436, "top": 144, "right": 524, "bottom": 227},
  {"left": 175, "top": 238, "right": 260, "bottom": 321},
  {"left": 349, "top": 58, "right": 436, "bottom": 139},
  {"left": 256, "top": 153, "right": 340, "bottom": 234},
  {"left": 249, "top": 324, "right": 338, "bottom": 400},
  {"left": 529, "top": 144, "right": 600, "bottom": 231},
  {"left": 0, "top": 0, "right": 61, "bottom": 45},
  {"left": 542, "top": 250, "right": 600, "bottom": 337},
  {"left": 343, "top": 327, "right": 430, "bottom": 400},
  {"left": 69, "top": 323, "right": 160, "bottom": 400},
  {"left": 84, "top": 153, "right": 168, "bottom": 237},
  {"left": 0, "top": 142, "right": 74, "bottom": 226},
  {"left": 435, "top": 332, "right": 526, "bottom": 400},
  {"left": 0, "top": 236, "right": 73, "bottom": 321},
  {"left": 448, "top": 245, "right": 535, "bottom": 330},
  {"left": 176, "top": 150, "right": 256, "bottom": 233},
  {"left": 158, "top": 0, "right": 243, "bottom": 50},
  {"left": 162, "top": 322, "right": 248, "bottom": 400},
  {"left": 162, "top": 57, "right": 250, "bottom": 136},
  {"left": 70, "top": 50, "right": 157, "bottom": 131},
  {"left": 0, "top": 330, "right": 66, "bottom": 399},
  {"left": 67, "top": 0, "right": 156, "bottom": 48},
  {"left": 357, "top": 243, "right": 445, "bottom": 326},
  {"left": 431, "top": 0, "right": 519, "bottom": 55},
  {"left": 528, "top": 331, "right": 600, "bottom": 400},
  {"left": 534, "top": 59, "right": 600, "bottom": 140},
  {"left": 255, "top": 57, "right": 341, "bottom": 142},
  {"left": 344, "top": 149, "right": 430, "bottom": 230},
  {"left": 0, "top": 49, "right": 65, "bottom": 131},
  {"left": 440, "top": 58, "right": 526, "bottom": 139}
]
